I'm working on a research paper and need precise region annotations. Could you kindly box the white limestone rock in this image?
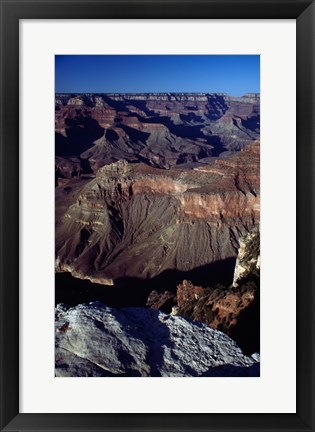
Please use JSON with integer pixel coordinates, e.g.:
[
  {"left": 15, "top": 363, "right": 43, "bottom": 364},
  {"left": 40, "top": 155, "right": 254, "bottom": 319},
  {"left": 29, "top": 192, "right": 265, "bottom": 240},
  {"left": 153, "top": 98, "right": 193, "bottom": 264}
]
[
  {"left": 233, "top": 229, "right": 260, "bottom": 287},
  {"left": 67, "top": 97, "right": 84, "bottom": 106},
  {"left": 55, "top": 302, "right": 259, "bottom": 377}
]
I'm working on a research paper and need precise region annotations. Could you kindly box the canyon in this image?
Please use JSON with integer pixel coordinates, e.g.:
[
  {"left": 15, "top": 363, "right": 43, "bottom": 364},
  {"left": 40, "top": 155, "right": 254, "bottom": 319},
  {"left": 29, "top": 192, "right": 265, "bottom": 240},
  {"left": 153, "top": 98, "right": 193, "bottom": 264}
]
[
  {"left": 56, "top": 142, "right": 259, "bottom": 286},
  {"left": 55, "top": 93, "right": 260, "bottom": 375},
  {"left": 55, "top": 92, "right": 259, "bottom": 176}
]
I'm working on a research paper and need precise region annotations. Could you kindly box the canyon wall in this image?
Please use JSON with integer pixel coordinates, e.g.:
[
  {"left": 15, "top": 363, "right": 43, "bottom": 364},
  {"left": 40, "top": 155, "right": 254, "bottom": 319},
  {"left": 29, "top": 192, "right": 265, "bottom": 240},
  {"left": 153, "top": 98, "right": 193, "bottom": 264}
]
[
  {"left": 55, "top": 92, "right": 260, "bottom": 176},
  {"left": 56, "top": 141, "right": 259, "bottom": 285}
]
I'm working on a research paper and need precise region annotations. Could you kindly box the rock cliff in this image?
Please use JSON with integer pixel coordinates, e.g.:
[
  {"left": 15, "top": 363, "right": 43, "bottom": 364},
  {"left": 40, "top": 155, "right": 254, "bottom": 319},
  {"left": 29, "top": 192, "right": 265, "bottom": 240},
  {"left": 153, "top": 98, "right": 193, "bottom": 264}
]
[
  {"left": 233, "top": 229, "right": 260, "bottom": 287},
  {"left": 55, "top": 302, "right": 259, "bottom": 377},
  {"left": 55, "top": 92, "right": 259, "bottom": 178},
  {"left": 155, "top": 229, "right": 260, "bottom": 354},
  {"left": 56, "top": 141, "right": 259, "bottom": 285}
]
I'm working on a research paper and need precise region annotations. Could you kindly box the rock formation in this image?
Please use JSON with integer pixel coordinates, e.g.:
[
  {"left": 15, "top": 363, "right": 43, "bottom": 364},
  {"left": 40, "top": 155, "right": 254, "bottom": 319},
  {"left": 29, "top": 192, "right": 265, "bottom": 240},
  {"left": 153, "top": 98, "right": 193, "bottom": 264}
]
[
  {"left": 55, "top": 93, "right": 259, "bottom": 286},
  {"left": 55, "top": 93, "right": 261, "bottom": 376},
  {"left": 233, "top": 229, "right": 260, "bottom": 287},
  {"left": 156, "top": 229, "right": 260, "bottom": 354},
  {"left": 55, "top": 141, "right": 259, "bottom": 286},
  {"left": 55, "top": 302, "right": 259, "bottom": 377},
  {"left": 55, "top": 92, "right": 259, "bottom": 177},
  {"left": 146, "top": 290, "right": 176, "bottom": 312}
]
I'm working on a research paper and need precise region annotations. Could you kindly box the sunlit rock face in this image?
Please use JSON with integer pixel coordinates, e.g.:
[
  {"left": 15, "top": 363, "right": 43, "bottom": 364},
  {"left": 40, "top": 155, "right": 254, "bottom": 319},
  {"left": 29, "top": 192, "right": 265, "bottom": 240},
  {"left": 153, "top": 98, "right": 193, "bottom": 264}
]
[
  {"left": 55, "top": 302, "right": 259, "bottom": 377},
  {"left": 55, "top": 142, "right": 259, "bottom": 284},
  {"left": 233, "top": 229, "right": 260, "bottom": 287}
]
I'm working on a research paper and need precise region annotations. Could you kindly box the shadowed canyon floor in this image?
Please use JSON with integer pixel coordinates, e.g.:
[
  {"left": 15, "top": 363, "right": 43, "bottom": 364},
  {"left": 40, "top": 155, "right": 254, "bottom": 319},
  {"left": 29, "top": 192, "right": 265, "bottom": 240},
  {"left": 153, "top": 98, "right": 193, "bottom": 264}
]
[{"left": 55, "top": 258, "right": 237, "bottom": 308}]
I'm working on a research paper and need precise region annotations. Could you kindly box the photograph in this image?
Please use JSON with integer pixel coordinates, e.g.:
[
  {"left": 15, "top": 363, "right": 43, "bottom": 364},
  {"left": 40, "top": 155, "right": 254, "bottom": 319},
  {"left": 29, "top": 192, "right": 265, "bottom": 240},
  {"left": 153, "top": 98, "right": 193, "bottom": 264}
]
[
  {"left": 1, "top": 0, "right": 314, "bottom": 428},
  {"left": 54, "top": 54, "right": 260, "bottom": 377}
]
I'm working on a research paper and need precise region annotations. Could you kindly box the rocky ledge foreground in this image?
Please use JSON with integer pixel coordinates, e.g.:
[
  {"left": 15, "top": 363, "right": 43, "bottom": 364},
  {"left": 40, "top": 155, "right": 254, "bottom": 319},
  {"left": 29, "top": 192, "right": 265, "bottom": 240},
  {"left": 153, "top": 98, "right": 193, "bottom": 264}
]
[{"left": 55, "top": 302, "right": 259, "bottom": 377}]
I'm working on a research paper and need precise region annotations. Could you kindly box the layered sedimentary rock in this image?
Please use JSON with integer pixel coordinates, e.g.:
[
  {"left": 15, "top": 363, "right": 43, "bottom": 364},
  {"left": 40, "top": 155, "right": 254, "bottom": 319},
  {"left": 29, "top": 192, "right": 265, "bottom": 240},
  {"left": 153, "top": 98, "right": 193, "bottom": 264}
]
[
  {"left": 56, "top": 141, "right": 260, "bottom": 285},
  {"left": 55, "top": 302, "right": 259, "bottom": 377},
  {"left": 55, "top": 92, "right": 260, "bottom": 178},
  {"left": 55, "top": 92, "right": 260, "bottom": 376}
]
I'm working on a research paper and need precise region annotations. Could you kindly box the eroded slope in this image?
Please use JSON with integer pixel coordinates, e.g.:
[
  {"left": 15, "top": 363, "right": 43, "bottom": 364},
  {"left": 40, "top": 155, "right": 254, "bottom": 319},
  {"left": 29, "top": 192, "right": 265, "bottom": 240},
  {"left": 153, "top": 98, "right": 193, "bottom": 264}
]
[{"left": 56, "top": 142, "right": 260, "bottom": 285}]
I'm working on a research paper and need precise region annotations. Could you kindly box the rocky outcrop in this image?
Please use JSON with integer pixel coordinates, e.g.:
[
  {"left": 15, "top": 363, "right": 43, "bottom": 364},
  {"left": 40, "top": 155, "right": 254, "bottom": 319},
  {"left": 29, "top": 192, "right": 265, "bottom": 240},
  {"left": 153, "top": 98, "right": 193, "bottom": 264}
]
[
  {"left": 55, "top": 156, "right": 82, "bottom": 184},
  {"left": 233, "top": 229, "right": 260, "bottom": 287},
  {"left": 175, "top": 279, "right": 258, "bottom": 353},
  {"left": 163, "top": 229, "right": 260, "bottom": 354},
  {"left": 146, "top": 290, "right": 176, "bottom": 312},
  {"left": 55, "top": 302, "right": 259, "bottom": 377}
]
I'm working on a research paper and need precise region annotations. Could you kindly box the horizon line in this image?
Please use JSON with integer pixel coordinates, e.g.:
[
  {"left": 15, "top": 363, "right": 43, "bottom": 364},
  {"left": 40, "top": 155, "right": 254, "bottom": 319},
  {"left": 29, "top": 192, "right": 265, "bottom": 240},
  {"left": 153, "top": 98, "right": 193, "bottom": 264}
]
[{"left": 55, "top": 91, "right": 260, "bottom": 96}]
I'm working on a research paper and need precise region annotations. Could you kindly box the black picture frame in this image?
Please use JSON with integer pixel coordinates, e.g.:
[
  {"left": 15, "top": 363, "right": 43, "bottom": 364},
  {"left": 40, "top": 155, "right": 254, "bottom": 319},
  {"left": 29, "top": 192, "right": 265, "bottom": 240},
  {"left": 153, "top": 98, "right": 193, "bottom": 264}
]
[{"left": 0, "top": 1, "right": 314, "bottom": 431}]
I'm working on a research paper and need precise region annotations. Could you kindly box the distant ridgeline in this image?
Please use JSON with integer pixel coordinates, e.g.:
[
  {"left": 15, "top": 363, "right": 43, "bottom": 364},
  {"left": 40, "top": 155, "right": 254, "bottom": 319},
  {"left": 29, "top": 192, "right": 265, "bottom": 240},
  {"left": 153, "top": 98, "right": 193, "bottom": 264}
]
[{"left": 56, "top": 92, "right": 260, "bottom": 104}]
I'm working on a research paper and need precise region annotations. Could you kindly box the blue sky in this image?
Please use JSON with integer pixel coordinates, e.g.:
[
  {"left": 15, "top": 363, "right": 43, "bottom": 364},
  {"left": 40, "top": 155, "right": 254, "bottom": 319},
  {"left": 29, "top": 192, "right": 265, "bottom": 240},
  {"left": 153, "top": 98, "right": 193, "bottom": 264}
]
[{"left": 55, "top": 55, "right": 260, "bottom": 96}]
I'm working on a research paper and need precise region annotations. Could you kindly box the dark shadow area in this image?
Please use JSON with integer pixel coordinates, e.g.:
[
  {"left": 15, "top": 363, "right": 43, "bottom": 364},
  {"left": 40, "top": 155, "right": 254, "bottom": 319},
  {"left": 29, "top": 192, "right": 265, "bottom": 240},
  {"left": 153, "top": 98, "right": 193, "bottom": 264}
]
[
  {"left": 56, "top": 361, "right": 142, "bottom": 377},
  {"left": 101, "top": 94, "right": 128, "bottom": 111},
  {"left": 125, "top": 99, "right": 158, "bottom": 117},
  {"left": 184, "top": 105, "right": 199, "bottom": 111},
  {"left": 157, "top": 297, "right": 176, "bottom": 314},
  {"left": 204, "top": 95, "right": 229, "bottom": 120},
  {"left": 105, "top": 128, "right": 119, "bottom": 141},
  {"left": 241, "top": 114, "right": 260, "bottom": 133},
  {"left": 114, "top": 308, "right": 172, "bottom": 377},
  {"left": 179, "top": 112, "right": 205, "bottom": 124},
  {"left": 55, "top": 116, "right": 104, "bottom": 157},
  {"left": 203, "top": 134, "right": 225, "bottom": 157},
  {"left": 201, "top": 362, "right": 260, "bottom": 377},
  {"left": 81, "top": 95, "right": 94, "bottom": 107},
  {"left": 136, "top": 114, "right": 206, "bottom": 141},
  {"left": 55, "top": 167, "right": 64, "bottom": 186},
  {"left": 74, "top": 228, "right": 91, "bottom": 257},
  {"left": 170, "top": 123, "right": 205, "bottom": 140},
  {"left": 232, "top": 118, "right": 255, "bottom": 139},
  {"left": 118, "top": 124, "right": 150, "bottom": 143},
  {"left": 55, "top": 257, "right": 236, "bottom": 308},
  {"left": 204, "top": 109, "right": 224, "bottom": 121},
  {"left": 102, "top": 94, "right": 159, "bottom": 118},
  {"left": 79, "top": 157, "right": 94, "bottom": 175},
  {"left": 114, "top": 308, "right": 202, "bottom": 377},
  {"left": 230, "top": 277, "right": 260, "bottom": 356}
]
